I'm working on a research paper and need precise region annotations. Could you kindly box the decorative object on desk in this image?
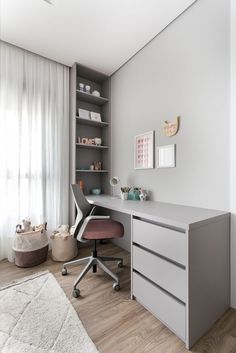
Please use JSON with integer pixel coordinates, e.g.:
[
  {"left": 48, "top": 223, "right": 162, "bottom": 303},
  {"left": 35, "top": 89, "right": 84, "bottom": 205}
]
[
  {"left": 110, "top": 176, "right": 120, "bottom": 197},
  {"left": 121, "top": 193, "right": 128, "bottom": 200},
  {"left": 78, "top": 108, "right": 90, "bottom": 119},
  {"left": 121, "top": 186, "right": 131, "bottom": 193},
  {"left": 13, "top": 220, "right": 48, "bottom": 267},
  {"left": 85, "top": 85, "right": 91, "bottom": 94},
  {"left": 133, "top": 187, "right": 141, "bottom": 200},
  {"left": 120, "top": 186, "right": 131, "bottom": 200},
  {"left": 139, "top": 188, "right": 148, "bottom": 201},
  {"left": 94, "top": 137, "right": 102, "bottom": 146},
  {"left": 90, "top": 164, "right": 94, "bottom": 170},
  {"left": 128, "top": 187, "right": 141, "bottom": 200},
  {"left": 94, "top": 161, "right": 102, "bottom": 170},
  {"left": 110, "top": 176, "right": 120, "bottom": 186},
  {"left": 156, "top": 144, "right": 176, "bottom": 168},
  {"left": 164, "top": 116, "right": 180, "bottom": 137},
  {"left": 51, "top": 224, "right": 78, "bottom": 262},
  {"left": 92, "top": 90, "right": 100, "bottom": 97},
  {"left": 90, "top": 111, "right": 102, "bottom": 122},
  {"left": 91, "top": 188, "right": 102, "bottom": 195},
  {"left": 78, "top": 82, "right": 85, "bottom": 91},
  {"left": 134, "top": 130, "right": 154, "bottom": 169}
]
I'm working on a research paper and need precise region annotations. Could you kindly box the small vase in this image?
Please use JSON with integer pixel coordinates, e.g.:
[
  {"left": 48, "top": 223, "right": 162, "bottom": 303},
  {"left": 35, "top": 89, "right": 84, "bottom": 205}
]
[
  {"left": 121, "top": 192, "right": 128, "bottom": 200},
  {"left": 133, "top": 190, "right": 140, "bottom": 200}
]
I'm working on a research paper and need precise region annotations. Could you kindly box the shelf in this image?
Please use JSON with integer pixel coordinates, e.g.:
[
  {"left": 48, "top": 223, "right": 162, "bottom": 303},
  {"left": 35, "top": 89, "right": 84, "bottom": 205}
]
[
  {"left": 76, "top": 143, "right": 109, "bottom": 149},
  {"left": 76, "top": 90, "right": 109, "bottom": 105},
  {"left": 76, "top": 63, "right": 108, "bottom": 83},
  {"left": 76, "top": 116, "right": 109, "bottom": 127},
  {"left": 76, "top": 169, "right": 109, "bottom": 173}
]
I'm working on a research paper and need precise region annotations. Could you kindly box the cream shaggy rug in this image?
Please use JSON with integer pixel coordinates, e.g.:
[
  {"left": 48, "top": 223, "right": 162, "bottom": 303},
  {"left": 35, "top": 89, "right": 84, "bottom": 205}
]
[{"left": 0, "top": 271, "right": 98, "bottom": 353}]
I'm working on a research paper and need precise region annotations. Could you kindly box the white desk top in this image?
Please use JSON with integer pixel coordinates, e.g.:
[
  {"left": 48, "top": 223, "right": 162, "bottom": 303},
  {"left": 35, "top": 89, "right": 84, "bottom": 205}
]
[{"left": 86, "top": 195, "right": 229, "bottom": 230}]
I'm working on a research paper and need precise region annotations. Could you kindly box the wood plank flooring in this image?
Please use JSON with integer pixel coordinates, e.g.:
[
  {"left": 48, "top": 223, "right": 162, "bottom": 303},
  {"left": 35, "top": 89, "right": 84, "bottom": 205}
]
[{"left": 1, "top": 243, "right": 236, "bottom": 353}]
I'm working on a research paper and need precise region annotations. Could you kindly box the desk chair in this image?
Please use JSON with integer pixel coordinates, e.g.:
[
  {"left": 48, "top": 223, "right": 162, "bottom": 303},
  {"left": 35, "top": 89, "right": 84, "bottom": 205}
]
[{"left": 62, "top": 185, "right": 124, "bottom": 298}]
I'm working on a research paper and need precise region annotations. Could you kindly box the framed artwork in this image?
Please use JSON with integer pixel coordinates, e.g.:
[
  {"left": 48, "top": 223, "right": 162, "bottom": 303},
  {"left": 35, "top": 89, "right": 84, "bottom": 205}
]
[
  {"left": 156, "top": 144, "right": 176, "bottom": 168},
  {"left": 78, "top": 108, "right": 90, "bottom": 120},
  {"left": 134, "top": 131, "right": 154, "bottom": 169},
  {"left": 90, "top": 112, "right": 102, "bottom": 122}
]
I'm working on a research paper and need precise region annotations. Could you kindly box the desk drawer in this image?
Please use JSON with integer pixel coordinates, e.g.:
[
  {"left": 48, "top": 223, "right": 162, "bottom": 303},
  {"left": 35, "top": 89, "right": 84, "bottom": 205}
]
[
  {"left": 133, "top": 271, "right": 185, "bottom": 341},
  {"left": 133, "top": 245, "right": 186, "bottom": 302},
  {"left": 133, "top": 218, "right": 186, "bottom": 266}
]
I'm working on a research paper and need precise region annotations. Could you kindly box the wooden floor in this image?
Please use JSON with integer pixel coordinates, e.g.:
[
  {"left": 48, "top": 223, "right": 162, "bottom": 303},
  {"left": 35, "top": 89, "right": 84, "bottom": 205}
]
[{"left": 1, "top": 243, "right": 236, "bottom": 353}]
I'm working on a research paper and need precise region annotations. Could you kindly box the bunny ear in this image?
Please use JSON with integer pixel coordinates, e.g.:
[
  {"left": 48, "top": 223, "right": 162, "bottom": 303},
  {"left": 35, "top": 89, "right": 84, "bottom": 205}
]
[
  {"left": 176, "top": 116, "right": 180, "bottom": 131},
  {"left": 164, "top": 121, "right": 169, "bottom": 125}
]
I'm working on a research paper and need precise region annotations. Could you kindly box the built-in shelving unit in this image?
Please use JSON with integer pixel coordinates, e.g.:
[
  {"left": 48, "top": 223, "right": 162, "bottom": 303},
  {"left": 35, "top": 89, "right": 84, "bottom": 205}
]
[{"left": 70, "top": 63, "right": 111, "bottom": 224}]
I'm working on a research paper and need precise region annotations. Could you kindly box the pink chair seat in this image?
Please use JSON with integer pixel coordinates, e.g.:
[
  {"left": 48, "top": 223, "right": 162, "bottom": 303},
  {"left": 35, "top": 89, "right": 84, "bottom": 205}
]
[{"left": 83, "top": 220, "right": 124, "bottom": 240}]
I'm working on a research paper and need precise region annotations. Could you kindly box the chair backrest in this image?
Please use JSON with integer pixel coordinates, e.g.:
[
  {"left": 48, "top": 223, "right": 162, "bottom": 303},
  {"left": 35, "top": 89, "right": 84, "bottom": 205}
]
[{"left": 71, "top": 184, "right": 92, "bottom": 238}]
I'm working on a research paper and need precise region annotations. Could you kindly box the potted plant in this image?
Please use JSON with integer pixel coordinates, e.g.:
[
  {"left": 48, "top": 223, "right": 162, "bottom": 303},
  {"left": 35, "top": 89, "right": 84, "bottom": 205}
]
[{"left": 120, "top": 187, "right": 131, "bottom": 200}]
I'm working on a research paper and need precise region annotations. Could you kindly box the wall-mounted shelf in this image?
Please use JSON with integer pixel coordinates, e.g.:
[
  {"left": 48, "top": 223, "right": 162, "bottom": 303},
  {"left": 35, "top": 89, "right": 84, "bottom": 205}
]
[
  {"left": 76, "top": 169, "right": 109, "bottom": 173},
  {"left": 76, "top": 143, "right": 109, "bottom": 149},
  {"left": 76, "top": 90, "right": 109, "bottom": 105},
  {"left": 76, "top": 116, "right": 109, "bottom": 127}
]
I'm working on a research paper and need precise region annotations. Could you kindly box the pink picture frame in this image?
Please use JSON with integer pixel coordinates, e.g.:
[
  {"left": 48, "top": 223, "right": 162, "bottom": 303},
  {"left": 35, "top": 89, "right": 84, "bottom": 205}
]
[{"left": 134, "top": 130, "right": 154, "bottom": 169}]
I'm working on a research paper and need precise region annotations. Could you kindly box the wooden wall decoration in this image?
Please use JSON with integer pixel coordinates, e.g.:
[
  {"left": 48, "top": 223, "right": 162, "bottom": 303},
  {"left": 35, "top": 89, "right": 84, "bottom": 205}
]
[{"left": 164, "top": 116, "right": 180, "bottom": 137}]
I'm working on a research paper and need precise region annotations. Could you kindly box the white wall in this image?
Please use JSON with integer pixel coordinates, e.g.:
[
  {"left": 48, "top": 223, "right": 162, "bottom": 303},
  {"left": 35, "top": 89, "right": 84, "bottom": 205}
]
[
  {"left": 230, "top": 0, "right": 236, "bottom": 308},
  {"left": 111, "top": 0, "right": 230, "bottom": 210},
  {"left": 111, "top": 0, "right": 234, "bottom": 305}
]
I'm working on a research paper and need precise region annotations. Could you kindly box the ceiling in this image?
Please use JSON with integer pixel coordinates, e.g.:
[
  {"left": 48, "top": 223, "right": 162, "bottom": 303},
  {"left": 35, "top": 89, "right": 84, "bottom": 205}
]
[{"left": 0, "top": 0, "right": 196, "bottom": 75}]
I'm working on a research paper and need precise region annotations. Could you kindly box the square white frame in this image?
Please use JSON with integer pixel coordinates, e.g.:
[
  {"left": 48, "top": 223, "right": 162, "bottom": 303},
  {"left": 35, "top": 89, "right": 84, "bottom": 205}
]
[
  {"left": 156, "top": 144, "right": 176, "bottom": 168},
  {"left": 78, "top": 108, "right": 90, "bottom": 120},
  {"left": 90, "top": 112, "right": 102, "bottom": 122},
  {"left": 134, "top": 130, "right": 154, "bottom": 169}
]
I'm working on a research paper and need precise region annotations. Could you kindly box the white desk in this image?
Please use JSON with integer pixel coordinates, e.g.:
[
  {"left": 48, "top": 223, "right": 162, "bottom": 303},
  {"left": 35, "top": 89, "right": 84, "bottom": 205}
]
[{"left": 87, "top": 195, "right": 230, "bottom": 349}]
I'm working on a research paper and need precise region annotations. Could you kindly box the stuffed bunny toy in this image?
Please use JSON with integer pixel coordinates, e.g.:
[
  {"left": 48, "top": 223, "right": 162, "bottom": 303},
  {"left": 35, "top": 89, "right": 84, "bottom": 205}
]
[{"left": 22, "top": 218, "right": 32, "bottom": 232}]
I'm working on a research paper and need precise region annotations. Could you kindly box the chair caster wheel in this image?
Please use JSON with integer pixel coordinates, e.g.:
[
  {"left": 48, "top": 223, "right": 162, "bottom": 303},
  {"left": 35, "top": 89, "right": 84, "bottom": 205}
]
[
  {"left": 113, "top": 283, "right": 120, "bottom": 291},
  {"left": 118, "top": 261, "right": 123, "bottom": 268},
  {"left": 72, "top": 289, "right": 80, "bottom": 298},
  {"left": 61, "top": 268, "right": 67, "bottom": 276}
]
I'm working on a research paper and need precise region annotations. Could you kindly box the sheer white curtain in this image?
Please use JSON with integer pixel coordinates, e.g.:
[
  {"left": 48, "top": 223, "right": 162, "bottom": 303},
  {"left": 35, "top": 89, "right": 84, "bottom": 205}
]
[{"left": 0, "top": 41, "right": 69, "bottom": 261}]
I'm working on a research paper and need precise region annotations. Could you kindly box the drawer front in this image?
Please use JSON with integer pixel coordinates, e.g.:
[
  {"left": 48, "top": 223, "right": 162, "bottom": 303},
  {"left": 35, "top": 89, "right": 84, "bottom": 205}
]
[
  {"left": 133, "top": 245, "right": 186, "bottom": 302},
  {"left": 133, "top": 218, "right": 186, "bottom": 266},
  {"left": 133, "top": 271, "right": 185, "bottom": 341}
]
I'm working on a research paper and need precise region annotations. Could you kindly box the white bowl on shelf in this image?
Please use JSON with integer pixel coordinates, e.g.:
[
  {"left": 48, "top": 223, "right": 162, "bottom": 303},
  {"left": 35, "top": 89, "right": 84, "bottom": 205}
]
[{"left": 92, "top": 90, "right": 101, "bottom": 97}]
